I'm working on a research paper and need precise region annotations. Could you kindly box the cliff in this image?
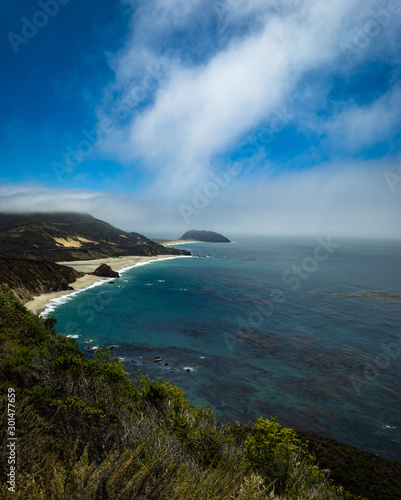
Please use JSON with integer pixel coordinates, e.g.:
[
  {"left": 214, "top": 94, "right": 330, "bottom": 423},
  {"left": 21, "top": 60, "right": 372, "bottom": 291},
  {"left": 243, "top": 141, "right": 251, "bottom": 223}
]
[{"left": 0, "top": 253, "right": 82, "bottom": 303}]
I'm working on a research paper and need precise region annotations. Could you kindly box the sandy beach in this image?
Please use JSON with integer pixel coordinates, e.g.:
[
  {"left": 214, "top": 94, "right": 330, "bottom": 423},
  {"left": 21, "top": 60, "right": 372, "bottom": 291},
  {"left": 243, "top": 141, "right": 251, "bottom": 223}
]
[
  {"left": 25, "top": 254, "right": 186, "bottom": 314},
  {"left": 154, "top": 239, "right": 199, "bottom": 246}
]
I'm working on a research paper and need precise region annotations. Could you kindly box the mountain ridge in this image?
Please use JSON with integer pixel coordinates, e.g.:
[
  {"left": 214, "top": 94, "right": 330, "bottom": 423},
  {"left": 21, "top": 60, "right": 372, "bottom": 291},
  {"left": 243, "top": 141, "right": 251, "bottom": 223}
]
[
  {"left": 0, "top": 212, "right": 189, "bottom": 302},
  {"left": 0, "top": 212, "right": 189, "bottom": 261}
]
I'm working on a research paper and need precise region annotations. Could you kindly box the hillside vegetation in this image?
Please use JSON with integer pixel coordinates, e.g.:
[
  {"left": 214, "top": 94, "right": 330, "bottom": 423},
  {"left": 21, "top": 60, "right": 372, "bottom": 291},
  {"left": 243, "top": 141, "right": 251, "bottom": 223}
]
[
  {"left": 0, "top": 212, "right": 189, "bottom": 261},
  {"left": 0, "top": 254, "right": 82, "bottom": 303},
  {"left": 2, "top": 285, "right": 399, "bottom": 499}
]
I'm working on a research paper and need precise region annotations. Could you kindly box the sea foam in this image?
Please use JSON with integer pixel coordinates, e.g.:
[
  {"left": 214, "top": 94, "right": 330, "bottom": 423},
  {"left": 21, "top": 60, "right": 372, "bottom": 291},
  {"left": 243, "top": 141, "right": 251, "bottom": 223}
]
[{"left": 40, "top": 255, "right": 192, "bottom": 318}]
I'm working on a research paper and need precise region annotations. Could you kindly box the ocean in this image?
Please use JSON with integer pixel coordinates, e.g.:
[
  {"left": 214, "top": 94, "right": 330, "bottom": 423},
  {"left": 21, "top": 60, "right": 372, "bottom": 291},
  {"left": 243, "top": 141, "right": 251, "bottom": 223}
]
[{"left": 42, "top": 236, "right": 401, "bottom": 461}]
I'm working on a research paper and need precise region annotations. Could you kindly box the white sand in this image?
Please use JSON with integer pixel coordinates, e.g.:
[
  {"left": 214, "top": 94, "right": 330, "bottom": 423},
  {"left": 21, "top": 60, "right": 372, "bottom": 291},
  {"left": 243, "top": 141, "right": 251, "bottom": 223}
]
[
  {"left": 25, "top": 254, "right": 185, "bottom": 314},
  {"left": 161, "top": 239, "right": 198, "bottom": 246}
]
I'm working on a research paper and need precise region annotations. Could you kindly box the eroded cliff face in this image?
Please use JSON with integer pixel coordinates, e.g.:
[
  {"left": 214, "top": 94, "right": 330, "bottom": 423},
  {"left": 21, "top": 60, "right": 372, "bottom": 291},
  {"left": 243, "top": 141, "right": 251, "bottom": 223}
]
[{"left": 0, "top": 254, "right": 82, "bottom": 303}]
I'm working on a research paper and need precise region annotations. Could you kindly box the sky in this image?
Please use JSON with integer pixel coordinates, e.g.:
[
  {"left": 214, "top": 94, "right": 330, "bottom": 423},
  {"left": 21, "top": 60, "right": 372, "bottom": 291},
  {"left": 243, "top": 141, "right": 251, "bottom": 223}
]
[{"left": 1, "top": 0, "right": 401, "bottom": 238}]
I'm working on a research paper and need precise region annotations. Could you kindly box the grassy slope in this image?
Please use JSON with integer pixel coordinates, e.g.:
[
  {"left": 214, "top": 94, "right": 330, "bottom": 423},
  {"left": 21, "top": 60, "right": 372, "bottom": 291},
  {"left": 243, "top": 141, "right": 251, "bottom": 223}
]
[
  {"left": 0, "top": 285, "right": 398, "bottom": 499},
  {"left": 0, "top": 253, "right": 82, "bottom": 303},
  {"left": 0, "top": 212, "right": 189, "bottom": 261}
]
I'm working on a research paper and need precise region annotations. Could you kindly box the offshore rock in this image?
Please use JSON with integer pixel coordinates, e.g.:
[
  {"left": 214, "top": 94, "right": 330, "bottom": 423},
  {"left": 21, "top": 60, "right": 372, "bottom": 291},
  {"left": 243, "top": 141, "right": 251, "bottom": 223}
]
[{"left": 180, "top": 230, "right": 230, "bottom": 242}]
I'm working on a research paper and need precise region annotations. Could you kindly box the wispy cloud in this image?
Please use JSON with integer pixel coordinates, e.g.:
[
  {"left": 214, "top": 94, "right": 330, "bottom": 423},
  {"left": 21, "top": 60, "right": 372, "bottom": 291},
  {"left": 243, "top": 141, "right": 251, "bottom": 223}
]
[
  {"left": 98, "top": 0, "right": 401, "bottom": 194},
  {"left": 317, "top": 87, "right": 401, "bottom": 152},
  {"left": 1, "top": 0, "right": 400, "bottom": 239},
  {"left": 2, "top": 158, "right": 400, "bottom": 238}
]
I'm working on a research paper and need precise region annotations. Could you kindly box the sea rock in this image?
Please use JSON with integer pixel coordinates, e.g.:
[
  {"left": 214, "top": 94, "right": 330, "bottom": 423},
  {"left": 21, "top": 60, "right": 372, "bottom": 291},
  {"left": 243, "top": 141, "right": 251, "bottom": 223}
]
[{"left": 93, "top": 264, "right": 120, "bottom": 278}]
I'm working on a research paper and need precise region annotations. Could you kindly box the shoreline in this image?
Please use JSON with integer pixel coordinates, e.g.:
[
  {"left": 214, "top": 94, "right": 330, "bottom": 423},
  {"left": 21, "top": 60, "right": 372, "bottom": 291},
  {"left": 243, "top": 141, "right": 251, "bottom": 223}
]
[
  {"left": 155, "top": 239, "right": 199, "bottom": 246},
  {"left": 25, "top": 254, "right": 191, "bottom": 315}
]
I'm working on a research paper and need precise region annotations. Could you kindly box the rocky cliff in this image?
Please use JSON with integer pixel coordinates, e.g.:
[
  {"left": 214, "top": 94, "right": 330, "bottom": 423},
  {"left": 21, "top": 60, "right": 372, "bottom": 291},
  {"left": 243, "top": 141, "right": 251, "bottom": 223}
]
[{"left": 0, "top": 253, "right": 82, "bottom": 303}]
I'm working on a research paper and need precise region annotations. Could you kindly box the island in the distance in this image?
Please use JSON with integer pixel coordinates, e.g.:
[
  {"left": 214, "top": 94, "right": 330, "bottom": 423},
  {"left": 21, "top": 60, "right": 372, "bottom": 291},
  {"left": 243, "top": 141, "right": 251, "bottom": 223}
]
[{"left": 180, "top": 230, "right": 230, "bottom": 243}]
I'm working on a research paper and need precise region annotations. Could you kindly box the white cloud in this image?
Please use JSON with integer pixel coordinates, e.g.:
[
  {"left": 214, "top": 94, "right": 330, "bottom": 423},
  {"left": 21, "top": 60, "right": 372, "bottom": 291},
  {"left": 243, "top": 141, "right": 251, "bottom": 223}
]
[
  {"left": 1, "top": 159, "right": 400, "bottom": 238},
  {"left": 321, "top": 87, "right": 401, "bottom": 151},
  {"left": 10, "top": 1, "right": 398, "bottom": 240},
  {"left": 97, "top": 0, "right": 401, "bottom": 197}
]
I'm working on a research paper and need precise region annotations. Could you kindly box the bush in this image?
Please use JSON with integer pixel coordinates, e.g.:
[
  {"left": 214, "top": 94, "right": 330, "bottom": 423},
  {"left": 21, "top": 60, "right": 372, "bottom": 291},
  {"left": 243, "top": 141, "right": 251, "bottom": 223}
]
[{"left": 0, "top": 285, "right": 374, "bottom": 499}]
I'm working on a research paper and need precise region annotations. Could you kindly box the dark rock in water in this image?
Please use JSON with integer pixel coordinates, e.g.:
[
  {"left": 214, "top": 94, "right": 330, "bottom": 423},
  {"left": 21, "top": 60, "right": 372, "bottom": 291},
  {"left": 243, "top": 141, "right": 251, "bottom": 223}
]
[
  {"left": 153, "top": 359, "right": 163, "bottom": 363},
  {"left": 164, "top": 363, "right": 169, "bottom": 366},
  {"left": 93, "top": 263, "right": 119, "bottom": 278},
  {"left": 180, "top": 230, "right": 230, "bottom": 243},
  {"left": 155, "top": 356, "right": 161, "bottom": 359},
  {"left": 108, "top": 281, "right": 114, "bottom": 284}
]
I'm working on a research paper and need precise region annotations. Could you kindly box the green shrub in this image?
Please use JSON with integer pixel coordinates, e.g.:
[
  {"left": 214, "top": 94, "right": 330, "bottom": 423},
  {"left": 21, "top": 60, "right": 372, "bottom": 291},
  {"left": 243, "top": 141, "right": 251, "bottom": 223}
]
[{"left": 0, "top": 285, "right": 378, "bottom": 499}]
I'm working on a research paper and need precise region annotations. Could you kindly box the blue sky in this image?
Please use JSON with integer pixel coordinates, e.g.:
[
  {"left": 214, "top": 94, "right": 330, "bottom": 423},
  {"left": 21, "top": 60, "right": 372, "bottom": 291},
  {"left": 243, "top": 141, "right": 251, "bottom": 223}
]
[{"left": 1, "top": 0, "right": 401, "bottom": 237}]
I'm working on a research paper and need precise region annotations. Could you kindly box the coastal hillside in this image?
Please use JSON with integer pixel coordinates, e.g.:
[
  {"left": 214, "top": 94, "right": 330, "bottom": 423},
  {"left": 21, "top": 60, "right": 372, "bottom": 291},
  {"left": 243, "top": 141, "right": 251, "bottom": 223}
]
[
  {"left": 3, "top": 283, "right": 397, "bottom": 499},
  {"left": 0, "top": 212, "right": 190, "bottom": 261},
  {"left": 0, "top": 253, "right": 82, "bottom": 303},
  {"left": 180, "top": 229, "right": 230, "bottom": 242}
]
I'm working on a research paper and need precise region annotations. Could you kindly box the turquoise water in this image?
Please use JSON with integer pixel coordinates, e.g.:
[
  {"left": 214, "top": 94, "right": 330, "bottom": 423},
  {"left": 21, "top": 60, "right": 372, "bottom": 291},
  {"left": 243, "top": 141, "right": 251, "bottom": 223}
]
[{"left": 45, "top": 236, "right": 401, "bottom": 461}]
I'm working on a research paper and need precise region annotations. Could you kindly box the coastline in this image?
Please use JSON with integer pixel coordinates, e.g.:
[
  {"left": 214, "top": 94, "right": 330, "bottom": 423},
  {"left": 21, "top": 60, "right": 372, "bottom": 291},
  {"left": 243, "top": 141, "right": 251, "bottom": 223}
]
[
  {"left": 25, "top": 254, "right": 191, "bottom": 315},
  {"left": 156, "top": 239, "right": 199, "bottom": 246}
]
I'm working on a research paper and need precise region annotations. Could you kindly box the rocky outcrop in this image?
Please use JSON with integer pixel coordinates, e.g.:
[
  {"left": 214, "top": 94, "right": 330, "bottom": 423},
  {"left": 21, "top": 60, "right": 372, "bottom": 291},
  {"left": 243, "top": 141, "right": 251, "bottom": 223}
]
[
  {"left": 0, "top": 254, "right": 82, "bottom": 303},
  {"left": 180, "top": 230, "right": 230, "bottom": 243},
  {"left": 92, "top": 264, "right": 119, "bottom": 278}
]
